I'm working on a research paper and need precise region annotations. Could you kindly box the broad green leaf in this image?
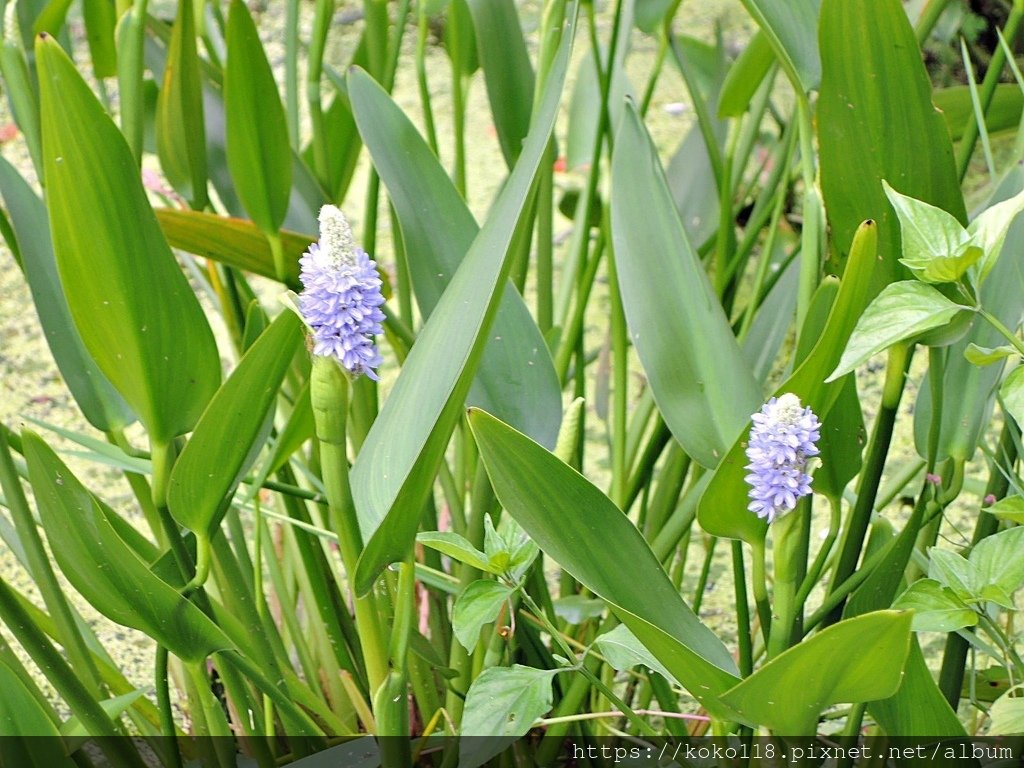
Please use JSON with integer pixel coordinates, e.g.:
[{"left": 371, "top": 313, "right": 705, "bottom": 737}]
[
  {"left": 348, "top": 68, "right": 561, "bottom": 449},
  {"left": 741, "top": 260, "right": 799, "bottom": 383},
  {"left": 883, "top": 181, "right": 981, "bottom": 283},
  {"left": 349, "top": 15, "right": 577, "bottom": 594},
  {"left": 1001, "top": 366, "right": 1024, "bottom": 433},
  {"left": 467, "top": 0, "right": 534, "bottom": 167},
  {"left": 738, "top": 0, "right": 820, "bottom": 91},
  {"left": 934, "top": 84, "right": 1022, "bottom": 141},
  {"left": 718, "top": 31, "right": 774, "bottom": 117},
  {"left": 25, "top": 432, "right": 232, "bottom": 663},
  {"left": 469, "top": 409, "right": 741, "bottom": 719},
  {"left": 928, "top": 548, "right": 978, "bottom": 602},
  {"left": 416, "top": 532, "right": 497, "bottom": 574},
  {"left": 965, "top": 343, "right": 1016, "bottom": 366},
  {"left": 829, "top": 282, "right": 971, "bottom": 381},
  {"left": 552, "top": 596, "right": 606, "bottom": 624},
  {"left": 989, "top": 692, "right": 1024, "bottom": 735},
  {"left": 0, "top": 660, "right": 72, "bottom": 766},
  {"left": 971, "top": 525, "right": 1024, "bottom": 599},
  {"left": 38, "top": 35, "right": 220, "bottom": 444},
  {"left": 168, "top": 312, "right": 303, "bottom": 541},
  {"left": 812, "top": 377, "right": 864, "bottom": 503},
  {"left": 968, "top": 187, "right": 1024, "bottom": 284},
  {"left": 611, "top": 100, "right": 760, "bottom": 469},
  {"left": 700, "top": 220, "right": 877, "bottom": 542},
  {"left": 0, "top": 42, "right": 42, "bottom": 175},
  {"left": 32, "top": 0, "right": 73, "bottom": 36},
  {"left": 115, "top": 1, "right": 145, "bottom": 162},
  {"left": 818, "top": 0, "right": 965, "bottom": 293},
  {"left": 0, "top": 157, "right": 133, "bottom": 432},
  {"left": 987, "top": 495, "right": 1024, "bottom": 524},
  {"left": 225, "top": 0, "right": 291, "bottom": 236},
  {"left": 452, "top": 579, "right": 513, "bottom": 651},
  {"left": 594, "top": 625, "right": 679, "bottom": 686},
  {"left": 156, "top": 0, "right": 208, "bottom": 208},
  {"left": 459, "top": 665, "right": 559, "bottom": 766},
  {"left": 287, "top": 738, "right": 380, "bottom": 768},
  {"left": 892, "top": 580, "right": 977, "bottom": 633},
  {"left": 868, "top": 640, "right": 966, "bottom": 736},
  {"left": 155, "top": 208, "right": 308, "bottom": 288},
  {"left": 720, "top": 611, "right": 912, "bottom": 736}
]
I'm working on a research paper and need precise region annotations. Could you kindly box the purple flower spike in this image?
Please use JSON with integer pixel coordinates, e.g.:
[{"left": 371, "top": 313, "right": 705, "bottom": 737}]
[
  {"left": 299, "top": 206, "right": 386, "bottom": 380},
  {"left": 745, "top": 394, "right": 821, "bottom": 524}
]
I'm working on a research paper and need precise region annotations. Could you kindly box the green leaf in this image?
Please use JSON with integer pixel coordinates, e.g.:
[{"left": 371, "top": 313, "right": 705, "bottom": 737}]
[
  {"left": 416, "top": 532, "right": 498, "bottom": 574},
  {"left": 738, "top": 0, "right": 820, "bottom": 91},
  {"left": 347, "top": 68, "right": 561, "bottom": 449},
  {"left": 812, "top": 377, "right": 864, "bottom": 503},
  {"left": 594, "top": 625, "right": 679, "bottom": 686},
  {"left": 720, "top": 611, "right": 912, "bottom": 736},
  {"left": 868, "top": 640, "right": 966, "bottom": 736},
  {"left": 1000, "top": 365, "right": 1024, "bottom": 433},
  {"left": 718, "top": 31, "right": 775, "bottom": 117},
  {"left": 225, "top": 0, "right": 291, "bottom": 235},
  {"left": 459, "top": 665, "right": 558, "bottom": 765},
  {"left": 349, "top": 15, "right": 577, "bottom": 594},
  {"left": 883, "top": 181, "right": 981, "bottom": 283},
  {"left": 818, "top": 0, "right": 965, "bottom": 294},
  {"left": 970, "top": 525, "right": 1024, "bottom": 599},
  {"left": 829, "top": 282, "right": 971, "bottom": 381},
  {"left": 0, "top": 42, "right": 42, "bottom": 176},
  {"left": 24, "top": 432, "right": 232, "bottom": 663},
  {"left": 986, "top": 495, "right": 1024, "bottom": 524},
  {"left": 892, "top": 580, "right": 977, "bottom": 633},
  {"left": 611, "top": 100, "right": 760, "bottom": 469},
  {"left": 155, "top": 208, "right": 308, "bottom": 288},
  {"left": 60, "top": 688, "right": 150, "bottom": 740},
  {"left": 965, "top": 343, "right": 1016, "bottom": 366},
  {"left": 467, "top": 0, "right": 534, "bottom": 167},
  {"left": 968, "top": 187, "right": 1024, "bottom": 284},
  {"left": 989, "top": 691, "right": 1024, "bottom": 734},
  {"left": 928, "top": 548, "right": 979, "bottom": 602},
  {"left": 934, "top": 83, "right": 1022, "bottom": 141},
  {"left": 168, "top": 312, "right": 303, "bottom": 541},
  {"left": 452, "top": 579, "right": 513, "bottom": 651},
  {"left": 0, "top": 660, "right": 72, "bottom": 765},
  {"left": 156, "top": 0, "right": 208, "bottom": 208},
  {"left": 635, "top": 0, "right": 676, "bottom": 33},
  {"left": 0, "top": 157, "right": 134, "bottom": 432},
  {"left": 37, "top": 35, "right": 220, "bottom": 444},
  {"left": 700, "top": 220, "right": 878, "bottom": 542},
  {"left": 469, "top": 408, "right": 741, "bottom": 719},
  {"left": 82, "top": 0, "right": 116, "bottom": 79}
]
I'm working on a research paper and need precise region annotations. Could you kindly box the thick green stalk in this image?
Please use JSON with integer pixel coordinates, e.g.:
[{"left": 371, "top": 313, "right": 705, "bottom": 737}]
[
  {"left": 310, "top": 357, "right": 389, "bottom": 697},
  {"left": 767, "top": 502, "right": 807, "bottom": 658},
  {"left": 732, "top": 540, "right": 753, "bottom": 676},
  {"left": 824, "top": 344, "right": 910, "bottom": 625}
]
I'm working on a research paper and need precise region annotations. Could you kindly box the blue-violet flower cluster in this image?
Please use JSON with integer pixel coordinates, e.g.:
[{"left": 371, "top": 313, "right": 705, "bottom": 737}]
[
  {"left": 299, "top": 205, "right": 386, "bottom": 380},
  {"left": 745, "top": 393, "right": 820, "bottom": 524}
]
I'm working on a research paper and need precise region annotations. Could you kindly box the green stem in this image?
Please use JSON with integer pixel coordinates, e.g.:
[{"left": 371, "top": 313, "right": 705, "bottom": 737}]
[
  {"left": 750, "top": 538, "right": 772, "bottom": 645},
  {"left": 768, "top": 503, "right": 806, "bottom": 658},
  {"left": 310, "top": 358, "right": 389, "bottom": 697},
  {"left": 307, "top": 0, "right": 335, "bottom": 188},
  {"left": 795, "top": 95, "right": 820, "bottom": 326},
  {"left": 914, "top": 0, "right": 954, "bottom": 44},
  {"left": 266, "top": 231, "right": 287, "bottom": 285},
  {"left": 154, "top": 647, "right": 181, "bottom": 752},
  {"left": 284, "top": 0, "right": 299, "bottom": 148},
  {"left": 824, "top": 344, "right": 910, "bottom": 625},
  {"left": 732, "top": 540, "right": 753, "bottom": 676},
  {"left": 415, "top": 8, "right": 439, "bottom": 155},
  {"left": 980, "top": 308, "right": 1024, "bottom": 357}
]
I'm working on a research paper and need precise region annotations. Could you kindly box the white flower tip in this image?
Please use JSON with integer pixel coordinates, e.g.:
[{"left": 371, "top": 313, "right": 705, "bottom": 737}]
[{"left": 317, "top": 205, "right": 357, "bottom": 268}]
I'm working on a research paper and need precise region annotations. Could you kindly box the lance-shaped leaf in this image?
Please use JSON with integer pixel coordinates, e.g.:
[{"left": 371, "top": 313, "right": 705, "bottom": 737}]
[
  {"left": 699, "top": 221, "right": 877, "bottom": 543},
  {"left": 611, "top": 100, "right": 761, "bottom": 469},
  {"left": 818, "top": 0, "right": 965, "bottom": 294},
  {"left": 469, "top": 408, "right": 741, "bottom": 719},
  {"left": 156, "top": 0, "right": 208, "bottom": 209},
  {"left": 0, "top": 157, "right": 134, "bottom": 432},
  {"left": 37, "top": 34, "right": 220, "bottom": 444},
  {"left": 168, "top": 312, "right": 303, "bottom": 542},
  {"left": 225, "top": 0, "right": 291, "bottom": 235},
  {"left": 24, "top": 432, "right": 232, "bottom": 663},
  {"left": 720, "top": 611, "right": 912, "bottom": 736},
  {"left": 155, "top": 208, "right": 309, "bottom": 288},
  {"left": 349, "top": 13, "right": 577, "bottom": 595},
  {"left": 0, "top": 660, "right": 73, "bottom": 766},
  {"left": 348, "top": 68, "right": 561, "bottom": 449}
]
